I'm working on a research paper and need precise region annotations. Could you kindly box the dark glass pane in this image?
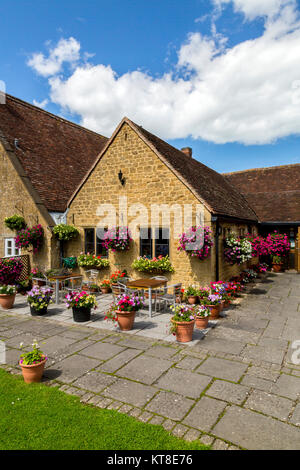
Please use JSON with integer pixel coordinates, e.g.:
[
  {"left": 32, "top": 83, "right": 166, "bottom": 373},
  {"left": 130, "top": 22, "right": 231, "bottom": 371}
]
[
  {"left": 84, "top": 228, "right": 95, "bottom": 254},
  {"left": 140, "top": 227, "right": 152, "bottom": 258},
  {"left": 155, "top": 227, "right": 169, "bottom": 257},
  {"left": 96, "top": 227, "right": 108, "bottom": 258}
]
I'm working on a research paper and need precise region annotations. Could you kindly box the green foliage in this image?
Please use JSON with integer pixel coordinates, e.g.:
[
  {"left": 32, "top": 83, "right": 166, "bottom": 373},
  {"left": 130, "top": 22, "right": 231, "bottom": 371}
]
[
  {"left": 77, "top": 253, "right": 110, "bottom": 269},
  {"left": 4, "top": 215, "right": 26, "bottom": 231},
  {"left": 19, "top": 341, "right": 46, "bottom": 366},
  {"left": 62, "top": 257, "right": 78, "bottom": 269},
  {"left": 0, "top": 285, "right": 16, "bottom": 295},
  {"left": 184, "top": 286, "right": 198, "bottom": 298},
  {"left": 132, "top": 255, "right": 174, "bottom": 273},
  {"left": 0, "top": 369, "right": 208, "bottom": 450},
  {"left": 53, "top": 224, "right": 79, "bottom": 241}
]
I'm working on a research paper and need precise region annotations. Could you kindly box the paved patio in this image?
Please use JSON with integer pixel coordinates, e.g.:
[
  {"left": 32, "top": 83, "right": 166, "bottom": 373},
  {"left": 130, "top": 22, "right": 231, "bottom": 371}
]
[{"left": 1, "top": 272, "right": 300, "bottom": 450}]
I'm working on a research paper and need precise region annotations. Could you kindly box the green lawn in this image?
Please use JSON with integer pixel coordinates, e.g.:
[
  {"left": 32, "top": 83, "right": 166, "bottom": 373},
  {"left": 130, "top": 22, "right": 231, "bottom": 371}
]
[{"left": 0, "top": 369, "right": 208, "bottom": 450}]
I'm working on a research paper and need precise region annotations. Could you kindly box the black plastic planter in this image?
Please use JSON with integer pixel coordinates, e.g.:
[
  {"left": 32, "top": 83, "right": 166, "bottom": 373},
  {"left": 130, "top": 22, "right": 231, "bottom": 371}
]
[
  {"left": 30, "top": 306, "right": 48, "bottom": 316},
  {"left": 72, "top": 307, "right": 91, "bottom": 322}
]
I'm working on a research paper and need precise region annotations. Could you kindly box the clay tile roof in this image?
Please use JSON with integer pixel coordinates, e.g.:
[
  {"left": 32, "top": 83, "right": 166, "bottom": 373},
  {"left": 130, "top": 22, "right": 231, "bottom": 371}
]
[
  {"left": 224, "top": 164, "right": 300, "bottom": 222},
  {"left": 132, "top": 122, "right": 257, "bottom": 221},
  {"left": 0, "top": 94, "right": 108, "bottom": 212}
]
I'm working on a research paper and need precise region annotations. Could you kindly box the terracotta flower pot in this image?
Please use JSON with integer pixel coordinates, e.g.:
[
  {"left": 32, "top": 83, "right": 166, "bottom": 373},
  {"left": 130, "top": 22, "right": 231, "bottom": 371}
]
[
  {"left": 111, "top": 283, "right": 122, "bottom": 294},
  {"left": 224, "top": 300, "right": 231, "bottom": 308},
  {"left": 0, "top": 293, "right": 16, "bottom": 310},
  {"left": 72, "top": 307, "right": 91, "bottom": 322},
  {"left": 175, "top": 294, "right": 183, "bottom": 304},
  {"left": 101, "top": 287, "right": 110, "bottom": 294},
  {"left": 171, "top": 318, "right": 195, "bottom": 343},
  {"left": 272, "top": 263, "right": 283, "bottom": 273},
  {"left": 195, "top": 316, "right": 209, "bottom": 330},
  {"left": 187, "top": 295, "right": 198, "bottom": 305},
  {"left": 220, "top": 300, "right": 225, "bottom": 311},
  {"left": 20, "top": 356, "right": 47, "bottom": 384},
  {"left": 207, "top": 304, "right": 221, "bottom": 319},
  {"left": 116, "top": 310, "right": 136, "bottom": 331}
]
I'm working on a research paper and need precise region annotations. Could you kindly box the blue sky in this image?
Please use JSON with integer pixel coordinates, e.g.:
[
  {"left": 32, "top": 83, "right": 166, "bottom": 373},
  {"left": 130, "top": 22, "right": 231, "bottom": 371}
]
[{"left": 1, "top": 0, "right": 300, "bottom": 172}]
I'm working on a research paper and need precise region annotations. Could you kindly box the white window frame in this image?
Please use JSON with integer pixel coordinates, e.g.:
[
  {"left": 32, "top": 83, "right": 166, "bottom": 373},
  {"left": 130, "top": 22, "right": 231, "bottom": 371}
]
[{"left": 4, "top": 238, "right": 20, "bottom": 257}]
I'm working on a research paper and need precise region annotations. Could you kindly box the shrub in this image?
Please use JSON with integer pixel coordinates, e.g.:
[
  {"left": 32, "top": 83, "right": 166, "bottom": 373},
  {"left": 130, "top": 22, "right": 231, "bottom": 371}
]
[
  {"left": 0, "top": 257, "right": 23, "bottom": 285},
  {"left": 53, "top": 224, "right": 79, "bottom": 241},
  {"left": 4, "top": 215, "right": 26, "bottom": 232}
]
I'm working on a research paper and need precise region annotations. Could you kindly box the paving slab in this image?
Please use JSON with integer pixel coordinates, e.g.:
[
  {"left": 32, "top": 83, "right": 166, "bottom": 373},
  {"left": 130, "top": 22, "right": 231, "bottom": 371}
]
[
  {"left": 271, "top": 373, "right": 300, "bottom": 400},
  {"left": 145, "top": 391, "right": 194, "bottom": 421},
  {"left": 45, "top": 354, "right": 101, "bottom": 384},
  {"left": 213, "top": 406, "right": 300, "bottom": 450},
  {"left": 103, "top": 378, "right": 157, "bottom": 408},
  {"left": 116, "top": 355, "right": 174, "bottom": 385},
  {"left": 192, "top": 337, "right": 245, "bottom": 355},
  {"left": 144, "top": 345, "right": 178, "bottom": 359},
  {"left": 97, "top": 348, "right": 141, "bottom": 373},
  {"left": 242, "top": 344, "right": 286, "bottom": 365},
  {"left": 79, "top": 341, "right": 126, "bottom": 360},
  {"left": 155, "top": 367, "right": 212, "bottom": 399},
  {"left": 206, "top": 380, "right": 250, "bottom": 405},
  {"left": 245, "top": 390, "right": 293, "bottom": 421},
  {"left": 183, "top": 396, "right": 227, "bottom": 432},
  {"left": 196, "top": 357, "right": 248, "bottom": 382},
  {"left": 176, "top": 356, "right": 203, "bottom": 370},
  {"left": 72, "top": 371, "right": 116, "bottom": 393},
  {"left": 290, "top": 403, "right": 300, "bottom": 426}
]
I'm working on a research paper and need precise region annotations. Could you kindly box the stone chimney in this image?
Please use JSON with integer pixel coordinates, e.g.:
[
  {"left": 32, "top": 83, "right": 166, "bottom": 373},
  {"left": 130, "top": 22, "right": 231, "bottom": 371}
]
[{"left": 181, "top": 147, "right": 192, "bottom": 158}]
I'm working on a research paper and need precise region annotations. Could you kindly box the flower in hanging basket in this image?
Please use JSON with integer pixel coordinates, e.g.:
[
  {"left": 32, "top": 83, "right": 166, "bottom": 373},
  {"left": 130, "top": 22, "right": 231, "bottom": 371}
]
[
  {"left": 15, "top": 224, "right": 44, "bottom": 253},
  {"left": 224, "top": 233, "right": 252, "bottom": 265},
  {"left": 53, "top": 224, "right": 79, "bottom": 241},
  {"left": 178, "top": 226, "right": 214, "bottom": 260},
  {"left": 102, "top": 226, "right": 133, "bottom": 252},
  {"left": 77, "top": 253, "right": 110, "bottom": 269},
  {"left": 4, "top": 214, "right": 26, "bottom": 232},
  {"left": 132, "top": 255, "right": 174, "bottom": 273}
]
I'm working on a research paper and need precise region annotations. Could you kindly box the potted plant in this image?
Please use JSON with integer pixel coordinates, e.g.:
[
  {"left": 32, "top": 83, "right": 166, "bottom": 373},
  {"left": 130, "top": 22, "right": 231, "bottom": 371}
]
[
  {"left": 64, "top": 291, "right": 97, "bottom": 322},
  {"left": 0, "top": 285, "right": 16, "bottom": 309},
  {"left": 16, "top": 279, "right": 32, "bottom": 296},
  {"left": 27, "top": 285, "right": 53, "bottom": 316},
  {"left": 53, "top": 224, "right": 79, "bottom": 241},
  {"left": 30, "top": 267, "right": 46, "bottom": 286},
  {"left": 105, "top": 293, "right": 145, "bottom": 331},
  {"left": 184, "top": 286, "right": 198, "bottom": 305},
  {"left": 272, "top": 255, "right": 284, "bottom": 272},
  {"left": 89, "top": 284, "right": 99, "bottom": 293},
  {"left": 19, "top": 340, "right": 47, "bottom": 383},
  {"left": 100, "top": 279, "right": 111, "bottom": 294},
  {"left": 224, "top": 234, "right": 252, "bottom": 265},
  {"left": 193, "top": 305, "right": 211, "bottom": 330},
  {"left": 110, "top": 270, "right": 128, "bottom": 294},
  {"left": 169, "top": 304, "right": 196, "bottom": 343},
  {"left": 201, "top": 294, "right": 222, "bottom": 319}
]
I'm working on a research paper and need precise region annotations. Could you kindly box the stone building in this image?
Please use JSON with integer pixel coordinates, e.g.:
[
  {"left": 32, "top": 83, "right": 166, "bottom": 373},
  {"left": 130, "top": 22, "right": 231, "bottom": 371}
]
[
  {"left": 66, "top": 118, "right": 258, "bottom": 286},
  {"left": 224, "top": 165, "right": 300, "bottom": 271},
  {"left": 0, "top": 94, "right": 107, "bottom": 270}
]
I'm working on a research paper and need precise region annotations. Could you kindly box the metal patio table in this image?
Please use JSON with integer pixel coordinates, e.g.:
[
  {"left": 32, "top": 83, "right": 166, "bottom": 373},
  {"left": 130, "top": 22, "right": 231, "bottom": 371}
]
[{"left": 126, "top": 278, "right": 167, "bottom": 318}]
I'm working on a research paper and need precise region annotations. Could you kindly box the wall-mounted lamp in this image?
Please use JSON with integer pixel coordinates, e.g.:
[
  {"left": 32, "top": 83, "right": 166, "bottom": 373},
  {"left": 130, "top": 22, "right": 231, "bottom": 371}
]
[{"left": 118, "top": 170, "right": 126, "bottom": 186}]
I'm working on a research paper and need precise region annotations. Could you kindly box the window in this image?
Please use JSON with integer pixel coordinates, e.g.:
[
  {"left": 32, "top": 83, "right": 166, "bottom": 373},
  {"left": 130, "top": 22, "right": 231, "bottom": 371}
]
[
  {"left": 140, "top": 227, "right": 170, "bottom": 258},
  {"left": 4, "top": 238, "right": 20, "bottom": 257},
  {"left": 155, "top": 227, "right": 170, "bottom": 257},
  {"left": 140, "top": 228, "right": 152, "bottom": 258},
  {"left": 84, "top": 228, "right": 108, "bottom": 257}
]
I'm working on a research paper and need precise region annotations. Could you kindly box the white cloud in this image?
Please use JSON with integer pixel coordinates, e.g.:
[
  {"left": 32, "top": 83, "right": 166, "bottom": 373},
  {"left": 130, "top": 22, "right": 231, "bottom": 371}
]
[
  {"left": 27, "top": 37, "right": 80, "bottom": 77},
  {"left": 213, "top": 0, "right": 295, "bottom": 20},
  {"left": 32, "top": 98, "right": 49, "bottom": 109},
  {"left": 27, "top": 2, "right": 300, "bottom": 145}
]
